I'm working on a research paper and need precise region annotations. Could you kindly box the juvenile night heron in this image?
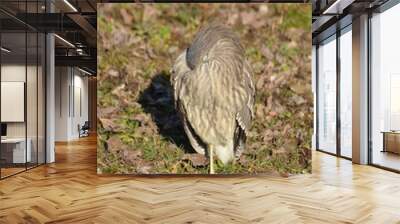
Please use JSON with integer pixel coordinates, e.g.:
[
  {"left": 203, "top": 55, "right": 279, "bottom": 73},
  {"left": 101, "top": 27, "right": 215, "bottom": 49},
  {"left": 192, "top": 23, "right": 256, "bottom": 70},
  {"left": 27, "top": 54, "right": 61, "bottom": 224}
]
[{"left": 171, "top": 24, "right": 255, "bottom": 174}]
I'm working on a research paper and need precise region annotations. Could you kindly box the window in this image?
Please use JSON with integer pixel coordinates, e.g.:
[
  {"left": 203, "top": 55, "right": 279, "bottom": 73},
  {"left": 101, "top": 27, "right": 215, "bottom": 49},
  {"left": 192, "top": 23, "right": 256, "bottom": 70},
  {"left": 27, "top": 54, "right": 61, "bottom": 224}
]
[
  {"left": 370, "top": 3, "right": 400, "bottom": 171},
  {"left": 339, "top": 26, "right": 352, "bottom": 158},
  {"left": 0, "top": 1, "right": 46, "bottom": 179},
  {"left": 317, "top": 35, "right": 337, "bottom": 154}
]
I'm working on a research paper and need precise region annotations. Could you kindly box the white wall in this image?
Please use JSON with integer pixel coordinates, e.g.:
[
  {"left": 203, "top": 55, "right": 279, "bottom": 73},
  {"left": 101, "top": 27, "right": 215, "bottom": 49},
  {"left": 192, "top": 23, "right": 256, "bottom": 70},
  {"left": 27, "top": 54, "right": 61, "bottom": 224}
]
[
  {"left": 312, "top": 45, "right": 316, "bottom": 150},
  {"left": 1, "top": 63, "right": 46, "bottom": 164},
  {"left": 71, "top": 73, "right": 89, "bottom": 138},
  {"left": 1, "top": 82, "right": 25, "bottom": 122},
  {"left": 1, "top": 65, "right": 30, "bottom": 138},
  {"left": 1, "top": 64, "right": 25, "bottom": 81},
  {"left": 1, "top": 65, "right": 26, "bottom": 139},
  {"left": 55, "top": 66, "right": 69, "bottom": 141},
  {"left": 55, "top": 67, "right": 89, "bottom": 141}
]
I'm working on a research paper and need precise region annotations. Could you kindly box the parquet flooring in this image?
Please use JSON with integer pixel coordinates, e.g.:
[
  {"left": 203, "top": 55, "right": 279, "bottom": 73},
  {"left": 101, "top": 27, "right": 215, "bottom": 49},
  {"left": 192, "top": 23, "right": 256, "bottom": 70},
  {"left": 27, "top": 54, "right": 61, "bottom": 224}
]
[
  {"left": 1, "top": 135, "right": 400, "bottom": 223},
  {"left": 0, "top": 167, "right": 26, "bottom": 178}
]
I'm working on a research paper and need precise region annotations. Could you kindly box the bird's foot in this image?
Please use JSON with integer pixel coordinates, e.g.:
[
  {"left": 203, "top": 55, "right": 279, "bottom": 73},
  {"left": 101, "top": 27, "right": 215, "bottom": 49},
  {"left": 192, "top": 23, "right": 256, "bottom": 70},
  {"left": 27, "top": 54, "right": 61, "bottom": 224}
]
[
  {"left": 209, "top": 146, "right": 215, "bottom": 174},
  {"left": 210, "top": 162, "right": 215, "bottom": 174}
]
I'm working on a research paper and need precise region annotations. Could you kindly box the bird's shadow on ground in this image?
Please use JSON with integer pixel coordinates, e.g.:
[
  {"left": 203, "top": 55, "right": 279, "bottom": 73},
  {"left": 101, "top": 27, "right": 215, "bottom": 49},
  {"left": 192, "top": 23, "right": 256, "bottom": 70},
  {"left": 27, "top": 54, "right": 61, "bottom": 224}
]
[{"left": 138, "top": 72, "right": 195, "bottom": 154}]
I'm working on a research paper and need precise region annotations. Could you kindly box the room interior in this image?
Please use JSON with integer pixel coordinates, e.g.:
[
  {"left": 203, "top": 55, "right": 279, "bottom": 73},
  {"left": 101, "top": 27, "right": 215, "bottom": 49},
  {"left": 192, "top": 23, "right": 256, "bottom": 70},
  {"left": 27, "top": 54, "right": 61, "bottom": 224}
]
[
  {"left": 370, "top": 6, "right": 400, "bottom": 171},
  {"left": 0, "top": 0, "right": 399, "bottom": 222},
  {"left": 0, "top": 0, "right": 97, "bottom": 179},
  {"left": 312, "top": 0, "right": 400, "bottom": 172},
  {"left": 0, "top": 29, "right": 46, "bottom": 178}
]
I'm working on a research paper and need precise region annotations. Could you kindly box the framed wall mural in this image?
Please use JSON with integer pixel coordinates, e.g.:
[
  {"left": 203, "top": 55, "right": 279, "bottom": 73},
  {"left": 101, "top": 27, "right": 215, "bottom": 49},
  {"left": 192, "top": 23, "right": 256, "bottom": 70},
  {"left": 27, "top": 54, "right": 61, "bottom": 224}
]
[{"left": 97, "top": 3, "right": 312, "bottom": 175}]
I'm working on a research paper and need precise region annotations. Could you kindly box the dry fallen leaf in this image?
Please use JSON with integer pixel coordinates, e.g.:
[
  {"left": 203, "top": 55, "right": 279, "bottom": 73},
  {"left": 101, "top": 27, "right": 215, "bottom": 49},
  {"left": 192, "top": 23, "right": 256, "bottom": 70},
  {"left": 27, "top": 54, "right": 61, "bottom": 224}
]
[
  {"left": 121, "top": 149, "right": 142, "bottom": 164},
  {"left": 107, "top": 136, "right": 125, "bottom": 154},
  {"left": 137, "top": 161, "right": 153, "bottom": 174},
  {"left": 182, "top": 154, "right": 208, "bottom": 167},
  {"left": 98, "top": 107, "right": 118, "bottom": 119},
  {"left": 99, "top": 118, "right": 122, "bottom": 132},
  {"left": 142, "top": 5, "right": 159, "bottom": 22},
  {"left": 120, "top": 8, "right": 133, "bottom": 25}
]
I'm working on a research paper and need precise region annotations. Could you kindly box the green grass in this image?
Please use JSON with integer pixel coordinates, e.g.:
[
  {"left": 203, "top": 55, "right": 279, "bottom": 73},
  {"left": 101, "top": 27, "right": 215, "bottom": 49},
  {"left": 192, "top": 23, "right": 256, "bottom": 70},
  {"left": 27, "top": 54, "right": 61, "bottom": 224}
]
[{"left": 97, "top": 3, "right": 312, "bottom": 175}]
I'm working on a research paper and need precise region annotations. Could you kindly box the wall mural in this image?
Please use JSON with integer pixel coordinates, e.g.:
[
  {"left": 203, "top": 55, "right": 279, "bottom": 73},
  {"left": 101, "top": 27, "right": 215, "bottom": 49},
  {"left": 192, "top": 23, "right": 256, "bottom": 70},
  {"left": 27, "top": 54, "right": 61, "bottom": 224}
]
[{"left": 97, "top": 3, "right": 312, "bottom": 175}]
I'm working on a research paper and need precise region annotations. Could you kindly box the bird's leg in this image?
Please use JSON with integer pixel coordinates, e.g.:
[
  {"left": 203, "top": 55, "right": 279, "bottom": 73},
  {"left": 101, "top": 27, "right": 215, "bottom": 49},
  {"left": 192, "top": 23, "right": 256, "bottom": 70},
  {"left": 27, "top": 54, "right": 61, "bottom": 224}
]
[{"left": 209, "top": 145, "right": 215, "bottom": 174}]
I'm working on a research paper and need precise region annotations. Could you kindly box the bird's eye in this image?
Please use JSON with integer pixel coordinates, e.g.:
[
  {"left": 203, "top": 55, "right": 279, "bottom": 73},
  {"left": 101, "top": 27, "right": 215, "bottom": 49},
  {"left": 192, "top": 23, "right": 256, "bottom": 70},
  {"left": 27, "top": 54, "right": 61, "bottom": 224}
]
[{"left": 170, "top": 69, "right": 175, "bottom": 74}]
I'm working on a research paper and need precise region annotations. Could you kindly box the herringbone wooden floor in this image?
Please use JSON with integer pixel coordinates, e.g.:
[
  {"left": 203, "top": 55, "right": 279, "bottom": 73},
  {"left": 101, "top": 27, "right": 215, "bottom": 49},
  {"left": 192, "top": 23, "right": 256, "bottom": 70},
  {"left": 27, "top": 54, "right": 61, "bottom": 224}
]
[{"left": 1, "top": 135, "right": 400, "bottom": 224}]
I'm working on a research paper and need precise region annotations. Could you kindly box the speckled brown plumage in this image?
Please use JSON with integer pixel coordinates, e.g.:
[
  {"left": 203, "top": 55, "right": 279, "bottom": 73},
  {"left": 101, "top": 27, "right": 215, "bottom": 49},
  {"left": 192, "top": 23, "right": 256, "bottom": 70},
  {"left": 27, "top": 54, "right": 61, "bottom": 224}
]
[{"left": 171, "top": 24, "right": 255, "bottom": 173}]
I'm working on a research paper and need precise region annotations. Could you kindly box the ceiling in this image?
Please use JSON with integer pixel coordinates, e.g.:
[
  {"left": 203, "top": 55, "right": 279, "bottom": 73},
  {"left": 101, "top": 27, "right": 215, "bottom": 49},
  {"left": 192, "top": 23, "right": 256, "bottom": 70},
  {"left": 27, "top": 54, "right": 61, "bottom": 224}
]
[
  {"left": 312, "top": 0, "right": 391, "bottom": 44},
  {"left": 0, "top": 0, "right": 97, "bottom": 74}
]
